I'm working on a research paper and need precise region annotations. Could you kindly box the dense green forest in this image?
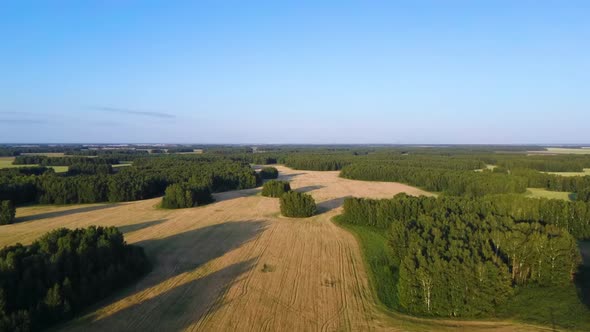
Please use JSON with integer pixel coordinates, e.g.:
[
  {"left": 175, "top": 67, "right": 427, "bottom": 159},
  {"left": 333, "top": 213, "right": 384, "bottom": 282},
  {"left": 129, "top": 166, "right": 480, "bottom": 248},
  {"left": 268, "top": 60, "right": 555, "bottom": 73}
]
[
  {"left": 342, "top": 194, "right": 590, "bottom": 239},
  {"left": 261, "top": 180, "right": 291, "bottom": 198},
  {"left": 340, "top": 194, "right": 590, "bottom": 328},
  {"left": 0, "top": 227, "right": 150, "bottom": 331},
  {"left": 0, "top": 156, "right": 258, "bottom": 208}
]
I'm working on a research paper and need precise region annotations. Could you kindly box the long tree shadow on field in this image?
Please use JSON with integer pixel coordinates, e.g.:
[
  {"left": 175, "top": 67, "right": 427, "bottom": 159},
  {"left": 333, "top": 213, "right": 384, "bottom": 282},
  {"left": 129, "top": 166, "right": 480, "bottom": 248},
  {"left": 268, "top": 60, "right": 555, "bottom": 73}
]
[
  {"left": 65, "top": 220, "right": 266, "bottom": 330},
  {"left": 278, "top": 172, "right": 305, "bottom": 181},
  {"left": 15, "top": 203, "right": 121, "bottom": 223},
  {"left": 213, "top": 187, "right": 261, "bottom": 203},
  {"left": 134, "top": 220, "right": 266, "bottom": 292},
  {"left": 317, "top": 196, "right": 351, "bottom": 214},
  {"left": 73, "top": 259, "right": 257, "bottom": 331},
  {"left": 117, "top": 219, "right": 168, "bottom": 234},
  {"left": 295, "top": 185, "right": 324, "bottom": 193}
]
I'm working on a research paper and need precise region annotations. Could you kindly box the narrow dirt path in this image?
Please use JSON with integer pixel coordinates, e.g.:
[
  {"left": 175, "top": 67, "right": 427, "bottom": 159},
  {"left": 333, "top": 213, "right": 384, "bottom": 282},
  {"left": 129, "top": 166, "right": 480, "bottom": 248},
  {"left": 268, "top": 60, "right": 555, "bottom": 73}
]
[{"left": 6, "top": 166, "right": 551, "bottom": 331}]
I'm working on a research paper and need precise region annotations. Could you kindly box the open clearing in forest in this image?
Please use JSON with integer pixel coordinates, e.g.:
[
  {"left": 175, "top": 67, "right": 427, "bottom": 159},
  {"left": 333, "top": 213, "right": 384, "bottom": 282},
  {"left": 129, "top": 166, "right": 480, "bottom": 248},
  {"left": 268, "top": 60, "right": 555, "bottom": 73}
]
[
  {"left": 3, "top": 166, "right": 550, "bottom": 331},
  {"left": 525, "top": 188, "right": 574, "bottom": 201},
  {"left": 112, "top": 163, "right": 132, "bottom": 168},
  {"left": 542, "top": 168, "right": 590, "bottom": 177},
  {"left": 0, "top": 157, "right": 27, "bottom": 168}
]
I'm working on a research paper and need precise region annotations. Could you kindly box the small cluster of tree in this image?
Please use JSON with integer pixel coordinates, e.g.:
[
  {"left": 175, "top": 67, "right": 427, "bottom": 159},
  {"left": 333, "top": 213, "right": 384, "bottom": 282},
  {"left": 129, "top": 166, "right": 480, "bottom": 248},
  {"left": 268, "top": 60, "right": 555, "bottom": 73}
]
[
  {"left": 0, "top": 226, "right": 150, "bottom": 331},
  {"left": 261, "top": 180, "right": 291, "bottom": 197},
  {"left": 161, "top": 183, "right": 213, "bottom": 208},
  {"left": 280, "top": 191, "right": 316, "bottom": 217},
  {"left": 259, "top": 167, "right": 279, "bottom": 179},
  {"left": 0, "top": 201, "right": 15, "bottom": 225},
  {"left": 340, "top": 163, "right": 527, "bottom": 197},
  {"left": 341, "top": 194, "right": 581, "bottom": 317}
]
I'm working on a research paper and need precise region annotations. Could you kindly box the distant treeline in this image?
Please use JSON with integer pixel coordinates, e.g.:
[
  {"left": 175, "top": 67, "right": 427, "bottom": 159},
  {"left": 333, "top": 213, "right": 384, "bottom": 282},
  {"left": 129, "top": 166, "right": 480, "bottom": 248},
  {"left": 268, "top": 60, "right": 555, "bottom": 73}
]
[
  {"left": 283, "top": 155, "right": 354, "bottom": 171},
  {"left": 341, "top": 194, "right": 582, "bottom": 317},
  {"left": 0, "top": 226, "right": 150, "bottom": 331},
  {"left": 481, "top": 154, "right": 590, "bottom": 172},
  {"left": 13, "top": 156, "right": 119, "bottom": 166},
  {"left": 64, "top": 149, "right": 149, "bottom": 156}
]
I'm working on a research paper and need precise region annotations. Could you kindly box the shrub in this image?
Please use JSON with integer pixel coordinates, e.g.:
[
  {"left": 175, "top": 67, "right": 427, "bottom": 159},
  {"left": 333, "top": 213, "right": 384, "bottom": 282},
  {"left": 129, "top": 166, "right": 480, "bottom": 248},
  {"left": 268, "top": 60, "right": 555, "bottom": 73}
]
[
  {"left": 280, "top": 191, "right": 316, "bottom": 218},
  {"left": 259, "top": 167, "right": 279, "bottom": 179},
  {"left": 161, "top": 183, "right": 213, "bottom": 209},
  {"left": 261, "top": 180, "right": 291, "bottom": 198},
  {"left": 0, "top": 200, "right": 15, "bottom": 225}
]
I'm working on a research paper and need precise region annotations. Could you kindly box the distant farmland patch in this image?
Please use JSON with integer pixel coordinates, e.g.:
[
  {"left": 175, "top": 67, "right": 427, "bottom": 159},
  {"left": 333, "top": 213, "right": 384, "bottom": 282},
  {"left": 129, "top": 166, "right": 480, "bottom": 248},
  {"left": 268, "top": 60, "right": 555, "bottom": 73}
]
[
  {"left": 542, "top": 168, "right": 590, "bottom": 177},
  {"left": 0, "top": 156, "right": 68, "bottom": 173},
  {"left": 528, "top": 147, "right": 590, "bottom": 155}
]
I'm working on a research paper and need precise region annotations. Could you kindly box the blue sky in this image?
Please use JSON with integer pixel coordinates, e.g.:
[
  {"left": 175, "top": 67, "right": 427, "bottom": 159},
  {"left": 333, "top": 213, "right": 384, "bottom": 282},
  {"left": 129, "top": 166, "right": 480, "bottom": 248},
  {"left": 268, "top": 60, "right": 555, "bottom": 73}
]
[{"left": 1, "top": 1, "right": 588, "bottom": 144}]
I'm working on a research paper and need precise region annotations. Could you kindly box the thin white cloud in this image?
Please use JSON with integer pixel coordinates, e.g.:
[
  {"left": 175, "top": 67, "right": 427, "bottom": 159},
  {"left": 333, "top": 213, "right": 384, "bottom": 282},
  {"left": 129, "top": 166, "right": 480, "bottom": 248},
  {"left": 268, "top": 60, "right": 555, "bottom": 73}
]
[{"left": 89, "top": 106, "right": 175, "bottom": 119}]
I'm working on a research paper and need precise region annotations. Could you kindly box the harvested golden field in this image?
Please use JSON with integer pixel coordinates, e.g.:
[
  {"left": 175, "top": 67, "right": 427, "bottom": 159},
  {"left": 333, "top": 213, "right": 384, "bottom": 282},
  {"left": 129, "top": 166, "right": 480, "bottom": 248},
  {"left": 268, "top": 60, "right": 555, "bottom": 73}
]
[{"left": 3, "top": 166, "right": 548, "bottom": 331}]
